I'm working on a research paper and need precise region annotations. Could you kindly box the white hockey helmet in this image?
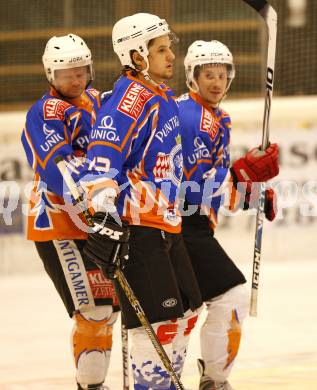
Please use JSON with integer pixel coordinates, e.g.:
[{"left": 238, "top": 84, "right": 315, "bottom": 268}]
[
  {"left": 184, "top": 40, "right": 235, "bottom": 93},
  {"left": 42, "top": 33, "right": 93, "bottom": 83},
  {"left": 112, "top": 13, "right": 171, "bottom": 70}
]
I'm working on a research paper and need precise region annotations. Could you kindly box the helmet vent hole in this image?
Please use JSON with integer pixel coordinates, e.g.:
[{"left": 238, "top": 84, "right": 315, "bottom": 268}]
[{"left": 54, "top": 46, "right": 60, "bottom": 50}]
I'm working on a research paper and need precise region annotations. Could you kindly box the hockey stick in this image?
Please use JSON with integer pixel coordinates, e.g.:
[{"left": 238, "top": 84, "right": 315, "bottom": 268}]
[
  {"left": 242, "top": 0, "right": 277, "bottom": 317},
  {"left": 121, "top": 322, "right": 130, "bottom": 390},
  {"left": 54, "top": 156, "right": 185, "bottom": 390}
]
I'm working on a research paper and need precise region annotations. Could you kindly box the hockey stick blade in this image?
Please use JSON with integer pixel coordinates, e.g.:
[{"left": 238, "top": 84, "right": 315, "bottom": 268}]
[
  {"left": 54, "top": 156, "right": 185, "bottom": 390},
  {"left": 242, "top": 0, "right": 277, "bottom": 317}
]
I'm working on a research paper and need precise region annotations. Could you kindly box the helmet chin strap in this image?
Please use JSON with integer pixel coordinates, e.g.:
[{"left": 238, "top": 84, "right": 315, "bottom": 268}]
[
  {"left": 215, "top": 79, "right": 232, "bottom": 107},
  {"left": 216, "top": 78, "right": 232, "bottom": 106},
  {"left": 187, "top": 79, "right": 199, "bottom": 94},
  {"left": 141, "top": 70, "right": 160, "bottom": 87},
  {"left": 139, "top": 58, "right": 161, "bottom": 87},
  {"left": 49, "top": 83, "right": 66, "bottom": 99}
]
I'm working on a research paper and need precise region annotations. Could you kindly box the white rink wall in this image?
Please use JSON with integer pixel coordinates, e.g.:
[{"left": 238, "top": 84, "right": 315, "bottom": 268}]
[{"left": 0, "top": 96, "right": 317, "bottom": 274}]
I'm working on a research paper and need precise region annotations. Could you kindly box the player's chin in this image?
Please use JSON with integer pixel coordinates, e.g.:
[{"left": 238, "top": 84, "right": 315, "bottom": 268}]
[
  {"left": 207, "top": 93, "right": 221, "bottom": 104},
  {"left": 164, "top": 69, "right": 174, "bottom": 80},
  {"left": 68, "top": 90, "right": 84, "bottom": 99}
]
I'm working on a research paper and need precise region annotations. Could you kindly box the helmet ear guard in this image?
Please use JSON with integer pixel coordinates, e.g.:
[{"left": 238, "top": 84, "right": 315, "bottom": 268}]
[
  {"left": 42, "top": 34, "right": 93, "bottom": 84},
  {"left": 184, "top": 40, "right": 235, "bottom": 93}
]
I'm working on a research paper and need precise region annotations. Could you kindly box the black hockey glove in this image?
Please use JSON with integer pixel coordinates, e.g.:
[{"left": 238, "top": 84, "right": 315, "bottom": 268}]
[{"left": 83, "top": 212, "right": 130, "bottom": 280}]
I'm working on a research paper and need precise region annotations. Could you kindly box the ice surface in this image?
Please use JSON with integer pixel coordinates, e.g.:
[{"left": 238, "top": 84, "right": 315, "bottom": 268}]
[{"left": 1, "top": 260, "right": 317, "bottom": 389}]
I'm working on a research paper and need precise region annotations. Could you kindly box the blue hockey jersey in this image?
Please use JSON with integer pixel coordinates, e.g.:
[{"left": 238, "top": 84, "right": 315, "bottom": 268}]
[
  {"left": 21, "top": 87, "right": 101, "bottom": 241},
  {"left": 84, "top": 72, "right": 183, "bottom": 233},
  {"left": 178, "top": 91, "right": 237, "bottom": 228}
]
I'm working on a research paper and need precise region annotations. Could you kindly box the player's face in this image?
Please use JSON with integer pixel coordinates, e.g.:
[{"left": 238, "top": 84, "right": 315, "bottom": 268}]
[
  {"left": 147, "top": 35, "right": 175, "bottom": 83},
  {"left": 53, "top": 66, "right": 89, "bottom": 99},
  {"left": 196, "top": 64, "right": 228, "bottom": 107}
]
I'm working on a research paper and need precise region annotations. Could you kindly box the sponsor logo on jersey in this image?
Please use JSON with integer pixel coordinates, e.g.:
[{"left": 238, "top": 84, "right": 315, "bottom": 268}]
[
  {"left": 155, "top": 115, "right": 180, "bottom": 143},
  {"left": 40, "top": 124, "right": 64, "bottom": 152},
  {"left": 91, "top": 115, "right": 121, "bottom": 142},
  {"left": 75, "top": 135, "right": 89, "bottom": 149},
  {"left": 170, "top": 145, "right": 183, "bottom": 185},
  {"left": 118, "top": 82, "right": 153, "bottom": 120},
  {"left": 43, "top": 98, "right": 72, "bottom": 121},
  {"left": 153, "top": 137, "right": 183, "bottom": 182},
  {"left": 187, "top": 136, "right": 211, "bottom": 165},
  {"left": 153, "top": 152, "right": 170, "bottom": 181},
  {"left": 200, "top": 107, "right": 220, "bottom": 140}
]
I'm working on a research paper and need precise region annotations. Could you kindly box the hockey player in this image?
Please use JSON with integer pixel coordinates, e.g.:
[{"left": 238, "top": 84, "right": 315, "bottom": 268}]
[
  {"left": 81, "top": 13, "right": 203, "bottom": 390},
  {"left": 178, "top": 40, "right": 279, "bottom": 390},
  {"left": 21, "top": 34, "right": 118, "bottom": 390}
]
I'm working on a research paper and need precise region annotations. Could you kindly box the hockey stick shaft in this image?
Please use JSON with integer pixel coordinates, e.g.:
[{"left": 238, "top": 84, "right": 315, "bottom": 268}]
[
  {"left": 243, "top": 0, "right": 277, "bottom": 317},
  {"left": 54, "top": 156, "right": 185, "bottom": 390},
  {"left": 121, "top": 322, "right": 130, "bottom": 390}
]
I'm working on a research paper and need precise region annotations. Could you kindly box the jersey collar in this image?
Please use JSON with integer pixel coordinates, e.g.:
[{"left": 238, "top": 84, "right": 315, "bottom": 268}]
[
  {"left": 189, "top": 91, "right": 218, "bottom": 115},
  {"left": 126, "top": 71, "right": 170, "bottom": 100}
]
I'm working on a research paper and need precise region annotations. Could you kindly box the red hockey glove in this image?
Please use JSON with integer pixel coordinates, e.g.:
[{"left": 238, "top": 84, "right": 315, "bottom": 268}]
[
  {"left": 242, "top": 186, "right": 277, "bottom": 222},
  {"left": 264, "top": 188, "right": 277, "bottom": 222},
  {"left": 231, "top": 143, "right": 279, "bottom": 191}
]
